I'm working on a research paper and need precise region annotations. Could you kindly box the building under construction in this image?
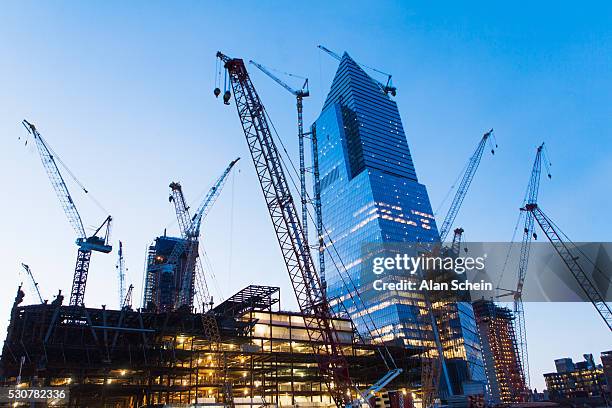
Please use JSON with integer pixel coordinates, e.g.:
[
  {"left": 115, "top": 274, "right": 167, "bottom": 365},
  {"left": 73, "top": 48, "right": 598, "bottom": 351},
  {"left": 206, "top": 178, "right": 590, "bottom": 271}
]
[
  {"left": 472, "top": 300, "right": 526, "bottom": 405},
  {"left": 1, "top": 285, "right": 421, "bottom": 407}
]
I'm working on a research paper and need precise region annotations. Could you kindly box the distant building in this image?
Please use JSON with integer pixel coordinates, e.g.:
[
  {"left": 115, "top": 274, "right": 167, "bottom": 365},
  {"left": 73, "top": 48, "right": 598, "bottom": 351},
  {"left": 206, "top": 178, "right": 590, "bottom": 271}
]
[
  {"left": 602, "top": 350, "right": 612, "bottom": 396},
  {"left": 311, "top": 51, "right": 486, "bottom": 396},
  {"left": 530, "top": 388, "right": 550, "bottom": 402},
  {"left": 544, "top": 354, "right": 608, "bottom": 405},
  {"left": 554, "top": 358, "right": 575, "bottom": 374},
  {"left": 472, "top": 300, "right": 526, "bottom": 404}
]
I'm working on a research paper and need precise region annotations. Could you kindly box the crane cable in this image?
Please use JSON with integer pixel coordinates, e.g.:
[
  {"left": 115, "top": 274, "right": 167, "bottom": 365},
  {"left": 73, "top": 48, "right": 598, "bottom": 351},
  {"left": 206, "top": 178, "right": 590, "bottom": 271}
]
[
  {"left": 497, "top": 144, "right": 552, "bottom": 294},
  {"left": 23, "top": 127, "right": 110, "bottom": 220}
]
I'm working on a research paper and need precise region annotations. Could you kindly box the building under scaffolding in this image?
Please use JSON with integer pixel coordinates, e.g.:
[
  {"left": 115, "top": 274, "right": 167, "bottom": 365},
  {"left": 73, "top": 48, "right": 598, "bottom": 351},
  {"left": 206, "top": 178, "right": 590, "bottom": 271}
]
[
  {"left": 472, "top": 300, "right": 525, "bottom": 405},
  {"left": 1, "top": 285, "right": 421, "bottom": 407},
  {"left": 142, "top": 235, "right": 195, "bottom": 312}
]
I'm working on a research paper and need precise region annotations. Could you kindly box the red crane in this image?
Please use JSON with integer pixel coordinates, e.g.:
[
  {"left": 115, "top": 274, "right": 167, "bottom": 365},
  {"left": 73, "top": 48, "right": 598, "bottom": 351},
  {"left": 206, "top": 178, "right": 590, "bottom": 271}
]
[{"left": 215, "top": 51, "right": 352, "bottom": 407}]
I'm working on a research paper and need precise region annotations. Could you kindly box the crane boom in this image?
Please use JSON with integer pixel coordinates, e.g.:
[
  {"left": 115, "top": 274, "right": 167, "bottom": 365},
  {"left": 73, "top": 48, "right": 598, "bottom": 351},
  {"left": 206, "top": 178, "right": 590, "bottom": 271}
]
[
  {"left": 524, "top": 203, "right": 612, "bottom": 330},
  {"left": 186, "top": 157, "right": 240, "bottom": 238},
  {"left": 249, "top": 60, "right": 309, "bottom": 97},
  {"left": 169, "top": 182, "right": 193, "bottom": 237},
  {"left": 21, "top": 263, "right": 44, "bottom": 304},
  {"left": 216, "top": 51, "right": 352, "bottom": 407},
  {"left": 317, "top": 45, "right": 396, "bottom": 96},
  {"left": 22, "top": 120, "right": 86, "bottom": 239},
  {"left": 438, "top": 129, "right": 495, "bottom": 242},
  {"left": 317, "top": 44, "right": 342, "bottom": 61},
  {"left": 168, "top": 184, "right": 211, "bottom": 310}
]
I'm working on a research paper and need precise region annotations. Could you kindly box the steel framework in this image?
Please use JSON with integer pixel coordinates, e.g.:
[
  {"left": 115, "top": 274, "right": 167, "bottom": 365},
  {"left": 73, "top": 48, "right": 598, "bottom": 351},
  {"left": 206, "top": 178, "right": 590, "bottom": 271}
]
[{"left": 1, "top": 286, "right": 418, "bottom": 407}]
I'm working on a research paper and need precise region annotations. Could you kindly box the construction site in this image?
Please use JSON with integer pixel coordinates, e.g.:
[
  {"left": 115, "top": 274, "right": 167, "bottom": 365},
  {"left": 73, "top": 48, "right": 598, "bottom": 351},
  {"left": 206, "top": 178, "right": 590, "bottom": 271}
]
[{"left": 1, "top": 47, "right": 610, "bottom": 408}]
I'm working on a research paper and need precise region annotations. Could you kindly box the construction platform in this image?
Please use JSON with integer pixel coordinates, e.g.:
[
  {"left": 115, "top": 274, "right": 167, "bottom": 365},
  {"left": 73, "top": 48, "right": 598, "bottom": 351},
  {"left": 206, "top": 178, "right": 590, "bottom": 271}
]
[{"left": 1, "top": 285, "right": 421, "bottom": 407}]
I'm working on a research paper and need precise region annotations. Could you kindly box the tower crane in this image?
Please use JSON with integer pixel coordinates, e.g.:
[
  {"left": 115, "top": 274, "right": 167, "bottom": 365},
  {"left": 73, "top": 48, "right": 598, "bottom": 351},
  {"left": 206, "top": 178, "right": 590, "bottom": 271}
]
[
  {"left": 21, "top": 263, "right": 44, "bottom": 304},
  {"left": 497, "top": 143, "right": 550, "bottom": 393},
  {"left": 522, "top": 203, "right": 612, "bottom": 330},
  {"left": 317, "top": 45, "right": 397, "bottom": 96},
  {"left": 22, "top": 120, "right": 112, "bottom": 307},
  {"left": 216, "top": 51, "right": 405, "bottom": 408},
  {"left": 166, "top": 158, "right": 240, "bottom": 309},
  {"left": 437, "top": 129, "right": 496, "bottom": 242},
  {"left": 248, "top": 60, "right": 321, "bottom": 287},
  {"left": 116, "top": 241, "right": 126, "bottom": 308}
]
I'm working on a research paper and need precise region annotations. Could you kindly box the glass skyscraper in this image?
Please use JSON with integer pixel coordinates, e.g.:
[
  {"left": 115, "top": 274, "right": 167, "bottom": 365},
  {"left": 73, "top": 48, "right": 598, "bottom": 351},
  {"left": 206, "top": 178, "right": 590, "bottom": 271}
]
[{"left": 311, "top": 52, "right": 486, "bottom": 395}]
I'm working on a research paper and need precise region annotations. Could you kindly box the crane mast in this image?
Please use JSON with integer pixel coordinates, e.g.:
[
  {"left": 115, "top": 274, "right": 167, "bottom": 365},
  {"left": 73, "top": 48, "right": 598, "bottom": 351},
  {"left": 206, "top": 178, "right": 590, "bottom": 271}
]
[
  {"left": 116, "top": 241, "right": 126, "bottom": 308},
  {"left": 523, "top": 203, "right": 612, "bottom": 330},
  {"left": 216, "top": 51, "right": 352, "bottom": 407},
  {"left": 23, "top": 120, "right": 112, "bottom": 307},
  {"left": 511, "top": 143, "right": 549, "bottom": 392},
  {"left": 249, "top": 60, "right": 319, "bottom": 287},
  {"left": 438, "top": 129, "right": 495, "bottom": 242}
]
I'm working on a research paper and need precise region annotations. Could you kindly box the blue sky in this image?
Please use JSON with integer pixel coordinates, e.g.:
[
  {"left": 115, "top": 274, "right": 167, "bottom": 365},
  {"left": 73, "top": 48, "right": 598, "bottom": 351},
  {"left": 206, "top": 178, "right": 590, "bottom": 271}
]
[{"left": 1, "top": 1, "right": 610, "bottom": 391}]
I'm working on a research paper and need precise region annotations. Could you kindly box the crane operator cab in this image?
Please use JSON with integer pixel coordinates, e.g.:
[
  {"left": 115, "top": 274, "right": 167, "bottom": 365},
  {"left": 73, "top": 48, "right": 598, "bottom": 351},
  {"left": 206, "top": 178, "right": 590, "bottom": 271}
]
[
  {"left": 76, "top": 215, "right": 113, "bottom": 253},
  {"left": 77, "top": 235, "right": 112, "bottom": 253}
]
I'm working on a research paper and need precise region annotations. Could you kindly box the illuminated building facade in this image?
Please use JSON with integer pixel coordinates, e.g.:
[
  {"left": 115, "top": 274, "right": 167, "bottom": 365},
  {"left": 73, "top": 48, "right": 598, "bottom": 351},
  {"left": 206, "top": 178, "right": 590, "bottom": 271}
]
[
  {"left": 544, "top": 354, "right": 609, "bottom": 403},
  {"left": 311, "top": 53, "right": 486, "bottom": 394},
  {"left": 472, "top": 300, "right": 526, "bottom": 404},
  {"left": 602, "top": 350, "right": 612, "bottom": 396},
  {"left": 1, "top": 285, "right": 420, "bottom": 407}
]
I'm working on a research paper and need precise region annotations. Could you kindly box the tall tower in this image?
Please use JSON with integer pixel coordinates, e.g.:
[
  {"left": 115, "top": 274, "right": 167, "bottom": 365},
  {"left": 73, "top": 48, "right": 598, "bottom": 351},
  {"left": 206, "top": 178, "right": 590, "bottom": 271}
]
[
  {"left": 312, "top": 53, "right": 439, "bottom": 340},
  {"left": 473, "top": 300, "right": 526, "bottom": 404},
  {"left": 312, "top": 52, "right": 486, "bottom": 394}
]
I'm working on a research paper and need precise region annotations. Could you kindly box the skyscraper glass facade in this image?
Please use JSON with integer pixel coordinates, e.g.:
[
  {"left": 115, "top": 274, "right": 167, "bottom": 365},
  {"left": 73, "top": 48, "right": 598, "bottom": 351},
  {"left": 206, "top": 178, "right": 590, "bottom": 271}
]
[{"left": 312, "top": 53, "right": 486, "bottom": 393}]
